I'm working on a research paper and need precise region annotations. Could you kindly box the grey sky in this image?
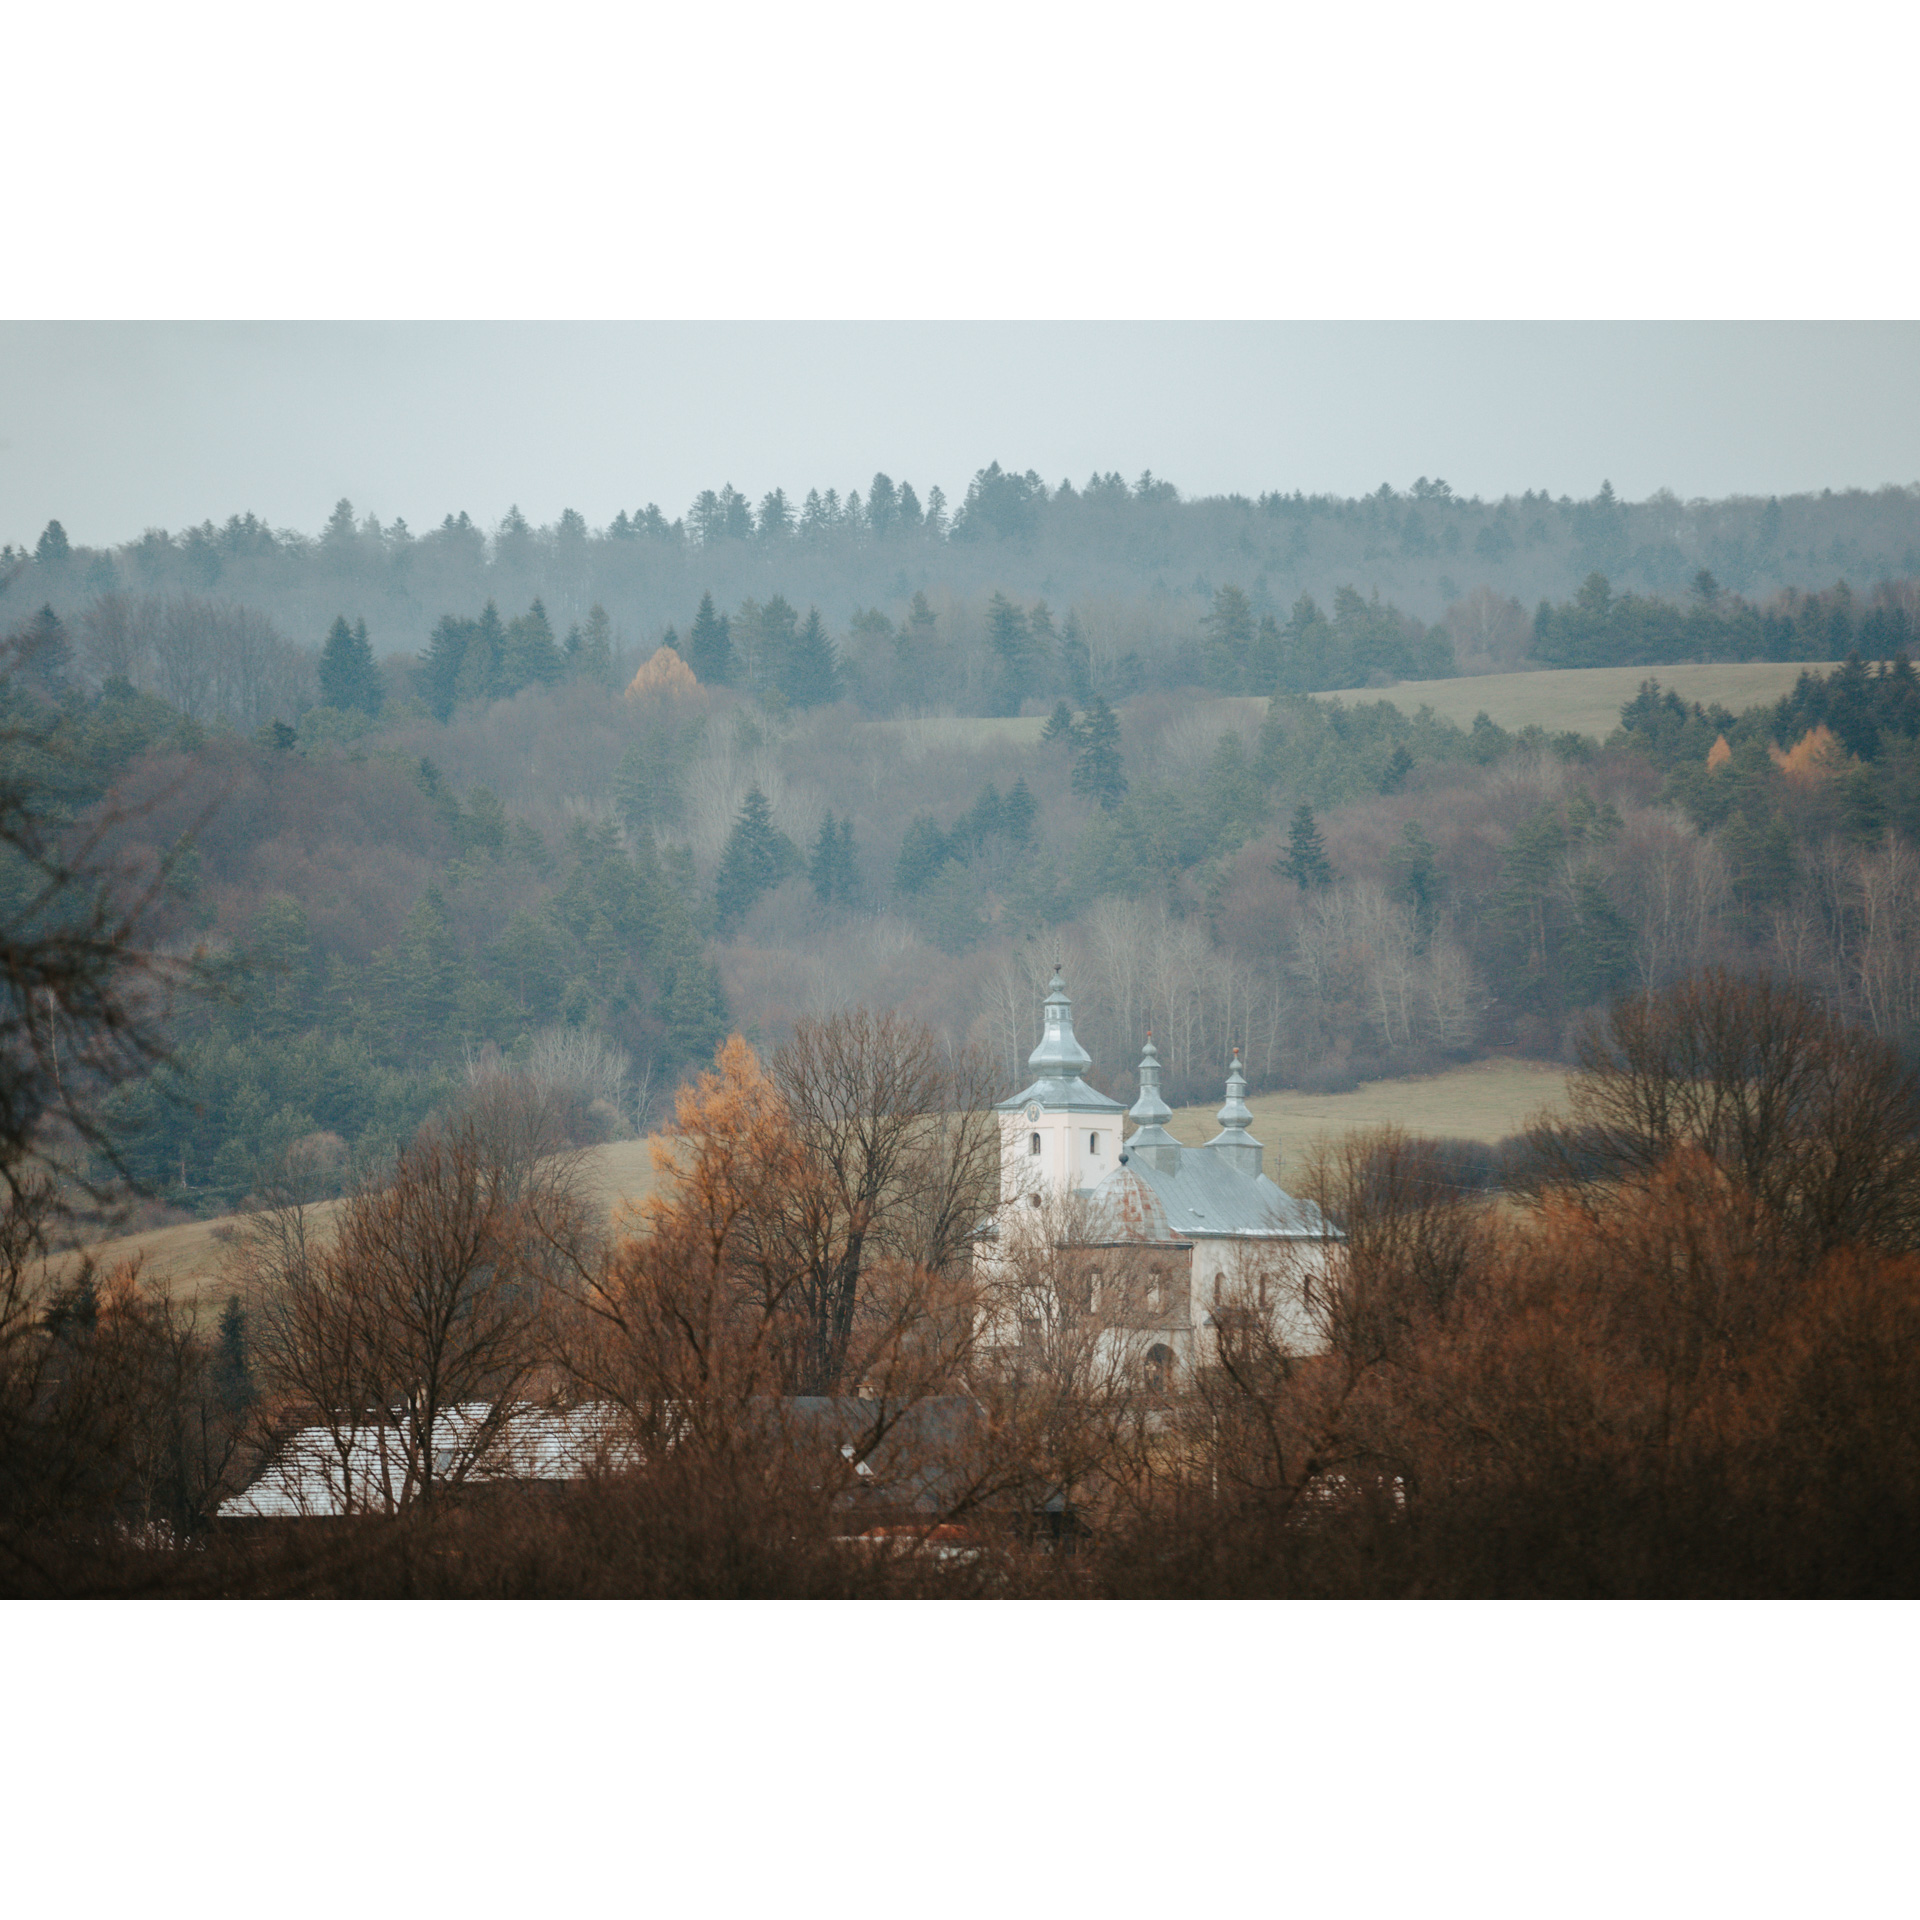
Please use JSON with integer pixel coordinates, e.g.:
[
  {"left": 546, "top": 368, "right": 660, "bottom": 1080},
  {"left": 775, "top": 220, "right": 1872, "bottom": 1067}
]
[{"left": 3, "top": 322, "right": 1916, "bottom": 549}]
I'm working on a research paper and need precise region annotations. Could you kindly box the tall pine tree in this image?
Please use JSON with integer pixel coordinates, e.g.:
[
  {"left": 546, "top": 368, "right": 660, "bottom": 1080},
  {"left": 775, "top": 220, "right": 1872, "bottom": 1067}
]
[
  {"left": 686, "top": 592, "right": 733, "bottom": 685},
  {"left": 1280, "top": 804, "right": 1334, "bottom": 890},
  {"left": 714, "top": 787, "right": 799, "bottom": 935},
  {"left": 783, "top": 607, "right": 839, "bottom": 709},
  {"left": 320, "top": 615, "right": 383, "bottom": 715},
  {"left": 1070, "top": 698, "right": 1127, "bottom": 811}
]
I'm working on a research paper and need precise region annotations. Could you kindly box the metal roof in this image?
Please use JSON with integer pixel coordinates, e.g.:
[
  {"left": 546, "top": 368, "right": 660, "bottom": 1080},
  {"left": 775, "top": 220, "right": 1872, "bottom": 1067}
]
[
  {"left": 218, "top": 1403, "right": 636, "bottom": 1519},
  {"left": 1078, "top": 1164, "right": 1194, "bottom": 1247},
  {"left": 1088, "top": 1144, "right": 1337, "bottom": 1242},
  {"left": 995, "top": 1072, "right": 1126, "bottom": 1116}
]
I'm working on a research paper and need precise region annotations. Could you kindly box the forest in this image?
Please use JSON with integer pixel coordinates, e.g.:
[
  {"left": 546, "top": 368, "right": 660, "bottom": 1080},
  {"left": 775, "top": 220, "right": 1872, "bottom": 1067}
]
[
  {"left": 2, "top": 528, "right": 1920, "bottom": 1215},
  {"left": 3, "top": 468, "right": 1920, "bottom": 1597}
]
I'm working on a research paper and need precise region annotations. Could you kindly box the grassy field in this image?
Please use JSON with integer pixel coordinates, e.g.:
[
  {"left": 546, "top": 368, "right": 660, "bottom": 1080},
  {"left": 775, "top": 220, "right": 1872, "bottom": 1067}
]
[
  {"left": 1165, "top": 1057, "right": 1572, "bottom": 1181},
  {"left": 854, "top": 662, "right": 1835, "bottom": 761},
  {"left": 1309, "top": 661, "right": 1838, "bottom": 740},
  {"left": 65, "top": 1137, "right": 672, "bottom": 1327}
]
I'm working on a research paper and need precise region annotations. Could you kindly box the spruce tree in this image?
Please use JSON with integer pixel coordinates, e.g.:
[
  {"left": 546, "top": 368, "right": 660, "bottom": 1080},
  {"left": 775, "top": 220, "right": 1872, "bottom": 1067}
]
[
  {"left": 320, "top": 614, "right": 383, "bottom": 715},
  {"left": 964, "top": 782, "right": 1005, "bottom": 849},
  {"left": 714, "top": 786, "right": 798, "bottom": 934},
  {"left": 783, "top": 608, "right": 839, "bottom": 709},
  {"left": 453, "top": 602, "right": 506, "bottom": 708},
  {"left": 1281, "top": 804, "right": 1335, "bottom": 890},
  {"left": 1070, "top": 698, "right": 1127, "bottom": 811},
  {"left": 810, "top": 812, "right": 840, "bottom": 904},
  {"left": 578, "top": 604, "right": 616, "bottom": 686},
  {"left": 215, "top": 1295, "right": 255, "bottom": 1414},
  {"left": 894, "top": 815, "right": 951, "bottom": 895},
  {"left": 420, "top": 614, "right": 472, "bottom": 720},
  {"left": 810, "top": 812, "right": 859, "bottom": 906},
  {"left": 686, "top": 592, "right": 733, "bottom": 685},
  {"left": 1041, "top": 700, "right": 1078, "bottom": 746},
  {"left": 986, "top": 593, "right": 1033, "bottom": 717},
  {"left": 501, "top": 598, "right": 564, "bottom": 693},
  {"left": 1004, "top": 776, "right": 1038, "bottom": 846}
]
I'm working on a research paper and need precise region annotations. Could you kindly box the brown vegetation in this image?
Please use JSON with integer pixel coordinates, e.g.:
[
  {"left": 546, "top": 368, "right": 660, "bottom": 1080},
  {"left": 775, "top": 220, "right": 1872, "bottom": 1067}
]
[{"left": 6, "top": 973, "right": 1920, "bottom": 1598}]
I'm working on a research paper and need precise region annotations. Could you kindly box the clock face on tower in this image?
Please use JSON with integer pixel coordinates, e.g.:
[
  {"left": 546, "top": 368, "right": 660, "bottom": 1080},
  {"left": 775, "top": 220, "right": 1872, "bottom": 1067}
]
[{"left": 1025, "top": 1103, "right": 1040, "bottom": 1121}]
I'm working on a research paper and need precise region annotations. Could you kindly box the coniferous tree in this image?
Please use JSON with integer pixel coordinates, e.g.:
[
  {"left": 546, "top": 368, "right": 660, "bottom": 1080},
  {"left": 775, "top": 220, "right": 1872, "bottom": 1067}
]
[
  {"left": 1041, "top": 700, "right": 1078, "bottom": 746},
  {"left": 1060, "top": 611, "right": 1094, "bottom": 705},
  {"left": 572, "top": 602, "right": 610, "bottom": 687},
  {"left": 1281, "top": 803, "right": 1335, "bottom": 890},
  {"left": 986, "top": 593, "right": 1034, "bottom": 717},
  {"left": 320, "top": 614, "right": 383, "bottom": 715},
  {"left": 452, "top": 602, "right": 506, "bottom": 708},
  {"left": 1003, "top": 776, "right": 1038, "bottom": 846},
  {"left": 420, "top": 614, "right": 473, "bottom": 720},
  {"left": 714, "top": 787, "right": 799, "bottom": 935},
  {"left": 215, "top": 1294, "right": 255, "bottom": 1414},
  {"left": 501, "top": 599, "right": 564, "bottom": 693},
  {"left": 809, "top": 812, "right": 859, "bottom": 906},
  {"left": 686, "top": 592, "right": 733, "bottom": 685},
  {"left": 17, "top": 604, "right": 72, "bottom": 692},
  {"left": 894, "top": 815, "right": 951, "bottom": 895},
  {"left": 1070, "top": 698, "right": 1127, "bottom": 811},
  {"left": 783, "top": 608, "right": 839, "bottom": 709},
  {"left": 1200, "top": 585, "right": 1256, "bottom": 691},
  {"left": 964, "top": 782, "right": 1005, "bottom": 850}
]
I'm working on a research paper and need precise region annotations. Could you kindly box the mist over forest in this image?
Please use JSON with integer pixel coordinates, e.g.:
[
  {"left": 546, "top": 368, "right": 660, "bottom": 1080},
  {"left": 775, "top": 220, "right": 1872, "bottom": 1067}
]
[
  {"left": 3, "top": 458, "right": 1918, "bottom": 1227},
  {"left": 9, "top": 465, "right": 1920, "bottom": 686}
]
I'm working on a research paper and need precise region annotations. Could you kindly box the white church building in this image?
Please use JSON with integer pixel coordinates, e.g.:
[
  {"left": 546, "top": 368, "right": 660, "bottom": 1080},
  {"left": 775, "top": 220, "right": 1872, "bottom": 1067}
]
[{"left": 980, "top": 968, "right": 1340, "bottom": 1385}]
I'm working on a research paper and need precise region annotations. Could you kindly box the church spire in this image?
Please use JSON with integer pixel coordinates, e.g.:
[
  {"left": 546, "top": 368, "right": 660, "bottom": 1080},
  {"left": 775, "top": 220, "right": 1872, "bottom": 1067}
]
[
  {"left": 1124, "top": 1032, "right": 1183, "bottom": 1172},
  {"left": 1026, "top": 963, "right": 1092, "bottom": 1077},
  {"left": 1206, "top": 1047, "right": 1264, "bottom": 1178}
]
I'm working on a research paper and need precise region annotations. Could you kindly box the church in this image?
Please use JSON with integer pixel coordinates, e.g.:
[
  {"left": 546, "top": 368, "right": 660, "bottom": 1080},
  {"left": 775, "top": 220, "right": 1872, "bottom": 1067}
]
[{"left": 980, "top": 968, "right": 1340, "bottom": 1384}]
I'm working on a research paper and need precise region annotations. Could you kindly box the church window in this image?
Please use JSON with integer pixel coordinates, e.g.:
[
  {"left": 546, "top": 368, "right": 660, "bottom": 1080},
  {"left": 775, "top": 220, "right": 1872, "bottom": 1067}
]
[
  {"left": 1029, "top": 1132, "right": 1041, "bottom": 1157},
  {"left": 1088, "top": 1131, "right": 1101, "bottom": 1155},
  {"left": 1147, "top": 1270, "right": 1165, "bottom": 1313},
  {"left": 1088, "top": 1268, "right": 1103, "bottom": 1315},
  {"left": 1144, "top": 1344, "right": 1173, "bottom": 1393}
]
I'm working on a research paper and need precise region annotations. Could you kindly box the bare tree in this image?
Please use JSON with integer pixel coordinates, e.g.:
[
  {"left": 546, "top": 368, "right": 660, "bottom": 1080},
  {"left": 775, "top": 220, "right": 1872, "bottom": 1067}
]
[
  {"left": 248, "top": 1119, "right": 587, "bottom": 1514},
  {"left": 1527, "top": 968, "right": 1920, "bottom": 1259},
  {"left": 767, "top": 1010, "right": 999, "bottom": 1395}
]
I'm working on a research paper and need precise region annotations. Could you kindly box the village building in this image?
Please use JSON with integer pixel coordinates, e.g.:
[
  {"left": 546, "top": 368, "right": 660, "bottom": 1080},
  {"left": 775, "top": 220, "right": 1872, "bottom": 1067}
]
[{"left": 981, "top": 968, "right": 1339, "bottom": 1382}]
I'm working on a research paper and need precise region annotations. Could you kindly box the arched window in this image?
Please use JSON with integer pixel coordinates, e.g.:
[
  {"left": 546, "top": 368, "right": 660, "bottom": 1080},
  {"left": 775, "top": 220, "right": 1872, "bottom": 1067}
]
[
  {"left": 1146, "top": 1269, "right": 1165, "bottom": 1314},
  {"left": 1087, "top": 1268, "right": 1103, "bottom": 1315},
  {"left": 1088, "top": 1130, "right": 1101, "bottom": 1155},
  {"left": 1144, "top": 1344, "right": 1174, "bottom": 1393},
  {"left": 1028, "top": 1132, "right": 1041, "bottom": 1157}
]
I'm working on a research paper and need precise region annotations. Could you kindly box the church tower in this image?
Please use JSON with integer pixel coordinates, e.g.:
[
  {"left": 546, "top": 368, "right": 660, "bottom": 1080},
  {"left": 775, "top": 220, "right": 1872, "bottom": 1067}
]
[{"left": 994, "top": 967, "right": 1125, "bottom": 1209}]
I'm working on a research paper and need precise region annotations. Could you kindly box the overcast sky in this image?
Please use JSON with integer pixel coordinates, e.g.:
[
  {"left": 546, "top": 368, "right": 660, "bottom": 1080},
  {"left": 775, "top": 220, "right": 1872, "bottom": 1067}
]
[{"left": 5, "top": 322, "right": 1917, "bottom": 549}]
